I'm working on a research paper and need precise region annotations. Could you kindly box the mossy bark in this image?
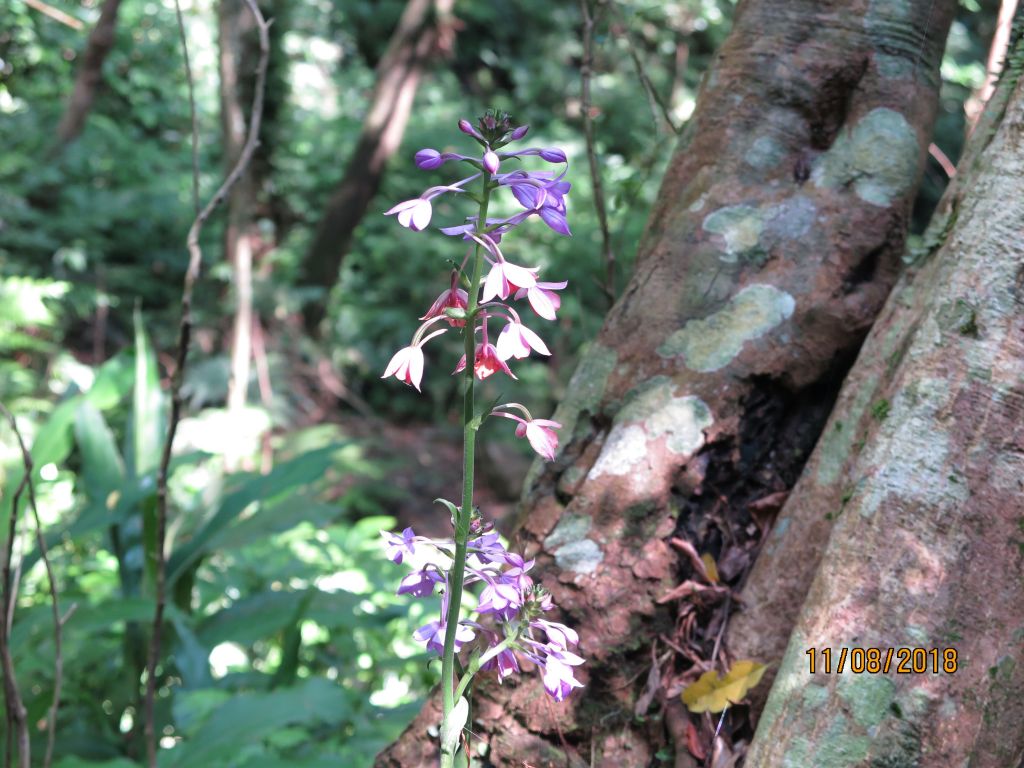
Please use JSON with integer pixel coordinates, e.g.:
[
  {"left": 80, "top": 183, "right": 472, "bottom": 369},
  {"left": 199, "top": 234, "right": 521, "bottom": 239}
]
[
  {"left": 377, "top": 0, "right": 955, "bottom": 764},
  {"left": 741, "top": 30, "right": 1024, "bottom": 768}
]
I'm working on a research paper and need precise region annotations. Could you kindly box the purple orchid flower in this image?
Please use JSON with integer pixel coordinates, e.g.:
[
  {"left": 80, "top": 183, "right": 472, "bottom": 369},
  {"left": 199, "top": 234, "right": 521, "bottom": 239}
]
[
  {"left": 397, "top": 568, "right": 444, "bottom": 597},
  {"left": 382, "top": 527, "right": 417, "bottom": 564},
  {"left": 541, "top": 650, "right": 585, "bottom": 702},
  {"left": 414, "top": 620, "right": 476, "bottom": 656}
]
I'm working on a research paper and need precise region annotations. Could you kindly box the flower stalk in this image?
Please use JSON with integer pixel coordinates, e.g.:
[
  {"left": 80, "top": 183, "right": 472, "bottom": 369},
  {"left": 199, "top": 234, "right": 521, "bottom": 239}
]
[{"left": 381, "top": 111, "right": 584, "bottom": 767}]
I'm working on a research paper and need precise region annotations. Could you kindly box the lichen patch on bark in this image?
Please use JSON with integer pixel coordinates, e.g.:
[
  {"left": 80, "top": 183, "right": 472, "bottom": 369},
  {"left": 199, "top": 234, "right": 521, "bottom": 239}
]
[
  {"left": 658, "top": 283, "right": 796, "bottom": 371},
  {"left": 811, "top": 107, "right": 919, "bottom": 206},
  {"left": 701, "top": 203, "right": 765, "bottom": 261}
]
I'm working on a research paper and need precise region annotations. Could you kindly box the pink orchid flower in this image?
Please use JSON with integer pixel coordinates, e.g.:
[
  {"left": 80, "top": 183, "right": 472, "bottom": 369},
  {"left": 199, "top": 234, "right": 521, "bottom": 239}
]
[
  {"left": 381, "top": 345, "right": 426, "bottom": 390},
  {"left": 384, "top": 181, "right": 477, "bottom": 231},
  {"left": 515, "top": 280, "right": 567, "bottom": 321},
  {"left": 454, "top": 342, "right": 517, "bottom": 380},
  {"left": 495, "top": 319, "right": 550, "bottom": 361},
  {"left": 382, "top": 326, "right": 446, "bottom": 391},
  {"left": 492, "top": 405, "right": 562, "bottom": 460},
  {"left": 420, "top": 272, "right": 469, "bottom": 327}
]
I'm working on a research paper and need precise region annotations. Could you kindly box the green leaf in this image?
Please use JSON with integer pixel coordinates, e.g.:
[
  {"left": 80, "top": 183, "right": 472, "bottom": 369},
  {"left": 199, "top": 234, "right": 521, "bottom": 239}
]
[
  {"left": 168, "top": 678, "right": 353, "bottom": 767},
  {"left": 74, "top": 401, "right": 125, "bottom": 502},
  {"left": 166, "top": 446, "right": 340, "bottom": 586},
  {"left": 129, "top": 306, "right": 163, "bottom": 480}
]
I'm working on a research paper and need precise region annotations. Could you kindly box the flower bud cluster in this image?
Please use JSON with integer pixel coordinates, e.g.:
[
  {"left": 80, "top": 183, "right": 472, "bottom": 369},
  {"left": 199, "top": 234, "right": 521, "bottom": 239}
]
[{"left": 382, "top": 524, "right": 584, "bottom": 701}]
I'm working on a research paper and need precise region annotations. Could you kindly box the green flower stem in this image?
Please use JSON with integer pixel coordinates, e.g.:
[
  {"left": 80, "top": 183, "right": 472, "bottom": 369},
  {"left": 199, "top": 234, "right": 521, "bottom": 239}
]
[
  {"left": 454, "top": 637, "right": 512, "bottom": 703},
  {"left": 439, "top": 172, "right": 492, "bottom": 768}
]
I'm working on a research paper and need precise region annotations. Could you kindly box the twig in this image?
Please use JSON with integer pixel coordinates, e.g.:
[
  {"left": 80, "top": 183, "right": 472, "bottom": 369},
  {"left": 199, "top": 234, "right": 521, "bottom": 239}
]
[
  {"left": 0, "top": 404, "right": 64, "bottom": 768},
  {"left": 928, "top": 142, "right": 957, "bottom": 179},
  {"left": 609, "top": 2, "right": 680, "bottom": 135},
  {"left": 1, "top": 425, "right": 29, "bottom": 768},
  {"left": 172, "top": 0, "right": 200, "bottom": 217},
  {"left": 143, "top": 3, "right": 270, "bottom": 766},
  {"left": 579, "top": 0, "right": 616, "bottom": 307},
  {"left": 22, "top": 0, "right": 84, "bottom": 30}
]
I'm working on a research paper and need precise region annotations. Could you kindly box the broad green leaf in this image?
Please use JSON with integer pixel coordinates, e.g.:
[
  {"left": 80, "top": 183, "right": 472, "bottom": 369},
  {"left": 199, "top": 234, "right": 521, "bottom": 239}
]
[
  {"left": 129, "top": 306, "right": 163, "bottom": 479},
  {"left": 74, "top": 401, "right": 125, "bottom": 501},
  {"left": 166, "top": 446, "right": 340, "bottom": 586},
  {"left": 167, "top": 606, "right": 212, "bottom": 689},
  {"left": 168, "top": 678, "right": 352, "bottom": 767},
  {"left": 197, "top": 588, "right": 360, "bottom": 648}
]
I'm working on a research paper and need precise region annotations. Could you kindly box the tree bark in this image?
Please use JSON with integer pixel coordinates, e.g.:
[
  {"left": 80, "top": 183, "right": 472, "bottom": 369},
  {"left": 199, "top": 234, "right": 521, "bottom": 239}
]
[
  {"left": 741, "top": 29, "right": 1024, "bottom": 767},
  {"left": 377, "top": 0, "right": 955, "bottom": 765},
  {"left": 300, "top": 0, "right": 455, "bottom": 332},
  {"left": 220, "top": 0, "right": 261, "bottom": 452},
  {"left": 53, "top": 0, "right": 124, "bottom": 150}
]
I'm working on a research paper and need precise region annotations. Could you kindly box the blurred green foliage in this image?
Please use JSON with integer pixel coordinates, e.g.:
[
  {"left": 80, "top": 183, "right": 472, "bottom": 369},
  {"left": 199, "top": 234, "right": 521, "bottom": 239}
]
[{"left": 0, "top": 0, "right": 1001, "bottom": 764}]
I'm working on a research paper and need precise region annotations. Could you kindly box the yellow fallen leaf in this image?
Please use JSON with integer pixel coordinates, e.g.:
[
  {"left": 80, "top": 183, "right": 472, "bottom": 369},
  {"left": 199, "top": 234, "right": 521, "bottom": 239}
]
[
  {"left": 681, "top": 660, "right": 767, "bottom": 713},
  {"left": 701, "top": 553, "right": 719, "bottom": 583}
]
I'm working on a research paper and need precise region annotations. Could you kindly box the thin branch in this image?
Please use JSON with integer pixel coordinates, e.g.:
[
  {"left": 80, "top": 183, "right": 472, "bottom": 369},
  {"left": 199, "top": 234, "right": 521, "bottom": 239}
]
[
  {"left": 609, "top": 2, "right": 680, "bottom": 135},
  {"left": 22, "top": 0, "right": 84, "bottom": 30},
  {"left": 928, "top": 142, "right": 957, "bottom": 179},
  {"left": 143, "top": 2, "right": 271, "bottom": 766},
  {"left": 579, "top": 0, "right": 616, "bottom": 307},
  {"left": 1, "top": 407, "right": 31, "bottom": 768},
  {"left": 173, "top": 0, "right": 200, "bottom": 217},
  {"left": 0, "top": 404, "right": 64, "bottom": 768}
]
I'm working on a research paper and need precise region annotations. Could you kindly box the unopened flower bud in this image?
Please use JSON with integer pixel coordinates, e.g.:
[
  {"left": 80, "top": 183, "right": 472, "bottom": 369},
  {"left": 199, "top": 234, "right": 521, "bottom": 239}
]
[
  {"left": 459, "top": 119, "right": 484, "bottom": 142},
  {"left": 415, "top": 148, "right": 443, "bottom": 169},
  {"left": 483, "top": 150, "right": 500, "bottom": 174},
  {"left": 510, "top": 125, "right": 529, "bottom": 140},
  {"left": 538, "top": 147, "right": 567, "bottom": 163}
]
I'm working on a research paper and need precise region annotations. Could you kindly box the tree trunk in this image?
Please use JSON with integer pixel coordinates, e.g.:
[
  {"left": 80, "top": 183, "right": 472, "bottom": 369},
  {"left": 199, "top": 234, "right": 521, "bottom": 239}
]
[
  {"left": 220, "top": 0, "right": 261, "bottom": 454},
  {"left": 53, "top": 0, "right": 124, "bottom": 150},
  {"left": 376, "top": 0, "right": 955, "bottom": 765},
  {"left": 300, "top": 0, "right": 455, "bottom": 332},
  {"left": 741, "top": 29, "right": 1024, "bottom": 768}
]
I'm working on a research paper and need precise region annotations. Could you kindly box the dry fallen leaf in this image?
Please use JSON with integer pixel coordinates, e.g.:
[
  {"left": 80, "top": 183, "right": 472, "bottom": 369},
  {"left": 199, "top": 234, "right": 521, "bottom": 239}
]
[
  {"left": 681, "top": 660, "right": 767, "bottom": 713},
  {"left": 701, "top": 552, "right": 720, "bottom": 583}
]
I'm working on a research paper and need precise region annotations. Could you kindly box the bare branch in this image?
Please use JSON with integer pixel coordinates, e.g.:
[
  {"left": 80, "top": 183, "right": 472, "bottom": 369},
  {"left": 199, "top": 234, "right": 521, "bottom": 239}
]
[
  {"left": 0, "top": 404, "right": 64, "bottom": 768},
  {"left": 609, "top": 2, "right": 680, "bottom": 135},
  {"left": 143, "top": 2, "right": 271, "bottom": 765},
  {"left": 579, "top": 0, "right": 616, "bottom": 306}
]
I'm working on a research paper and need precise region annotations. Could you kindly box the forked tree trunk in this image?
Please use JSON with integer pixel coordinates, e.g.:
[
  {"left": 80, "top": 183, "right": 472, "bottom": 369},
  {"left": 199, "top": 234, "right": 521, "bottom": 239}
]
[
  {"left": 300, "top": 0, "right": 455, "bottom": 332},
  {"left": 53, "top": 0, "right": 124, "bottom": 150},
  {"left": 740, "top": 29, "right": 1024, "bottom": 767},
  {"left": 377, "top": 0, "right": 955, "bottom": 765}
]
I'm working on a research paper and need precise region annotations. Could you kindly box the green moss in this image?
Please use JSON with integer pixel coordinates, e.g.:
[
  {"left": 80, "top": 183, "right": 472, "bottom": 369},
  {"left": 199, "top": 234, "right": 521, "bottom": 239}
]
[
  {"left": 816, "top": 381, "right": 875, "bottom": 485},
  {"left": 837, "top": 675, "right": 895, "bottom": 728},
  {"left": 812, "top": 715, "right": 871, "bottom": 766},
  {"left": 937, "top": 297, "right": 980, "bottom": 337},
  {"left": 871, "top": 399, "right": 890, "bottom": 421}
]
